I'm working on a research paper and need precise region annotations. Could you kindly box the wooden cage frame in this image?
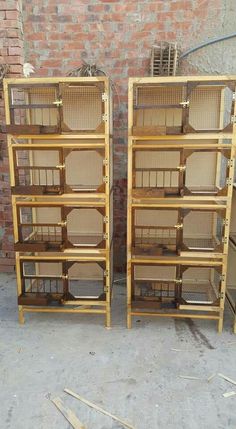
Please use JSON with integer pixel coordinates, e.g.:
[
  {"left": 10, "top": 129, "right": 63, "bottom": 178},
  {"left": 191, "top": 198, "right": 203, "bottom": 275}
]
[
  {"left": 127, "top": 76, "right": 236, "bottom": 332},
  {"left": 5, "top": 77, "right": 113, "bottom": 327}
]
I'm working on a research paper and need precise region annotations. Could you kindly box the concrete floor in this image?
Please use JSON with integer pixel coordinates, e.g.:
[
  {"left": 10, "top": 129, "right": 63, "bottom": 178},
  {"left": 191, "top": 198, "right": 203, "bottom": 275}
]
[{"left": 1, "top": 272, "right": 236, "bottom": 429}]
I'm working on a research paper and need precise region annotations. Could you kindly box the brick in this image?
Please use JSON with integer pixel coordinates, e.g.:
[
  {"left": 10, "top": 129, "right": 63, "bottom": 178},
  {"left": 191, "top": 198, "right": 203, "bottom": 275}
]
[{"left": 6, "top": 10, "right": 19, "bottom": 20}]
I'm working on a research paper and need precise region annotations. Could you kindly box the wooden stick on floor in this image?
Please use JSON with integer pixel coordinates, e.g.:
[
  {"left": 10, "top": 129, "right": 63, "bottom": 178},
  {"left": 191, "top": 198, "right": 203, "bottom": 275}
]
[
  {"left": 64, "top": 388, "right": 136, "bottom": 429},
  {"left": 51, "top": 397, "right": 86, "bottom": 429}
]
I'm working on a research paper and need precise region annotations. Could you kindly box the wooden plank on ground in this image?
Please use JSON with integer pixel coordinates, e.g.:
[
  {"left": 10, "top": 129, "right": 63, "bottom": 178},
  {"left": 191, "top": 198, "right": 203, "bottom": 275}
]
[{"left": 51, "top": 397, "right": 86, "bottom": 429}]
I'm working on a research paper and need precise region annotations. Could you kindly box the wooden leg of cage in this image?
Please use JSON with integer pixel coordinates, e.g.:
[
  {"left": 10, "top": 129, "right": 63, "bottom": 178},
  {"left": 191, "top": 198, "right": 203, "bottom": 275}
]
[
  {"left": 105, "top": 305, "right": 111, "bottom": 329},
  {"left": 18, "top": 306, "right": 25, "bottom": 325},
  {"left": 218, "top": 316, "right": 223, "bottom": 334},
  {"left": 127, "top": 307, "right": 132, "bottom": 329}
]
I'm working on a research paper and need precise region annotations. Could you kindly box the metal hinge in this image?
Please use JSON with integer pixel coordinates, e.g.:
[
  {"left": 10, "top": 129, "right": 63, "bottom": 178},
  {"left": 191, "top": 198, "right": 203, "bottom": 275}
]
[
  {"left": 103, "top": 176, "right": 108, "bottom": 183},
  {"left": 103, "top": 159, "right": 108, "bottom": 166},
  {"left": 56, "top": 164, "right": 65, "bottom": 169},
  {"left": 103, "top": 233, "right": 108, "bottom": 240},
  {"left": 233, "top": 92, "right": 236, "bottom": 101},
  {"left": 177, "top": 165, "right": 186, "bottom": 172},
  {"left": 220, "top": 274, "right": 226, "bottom": 282},
  {"left": 222, "top": 237, "right": 228, "bottom": 244},
  {"left": 226, "top": 178, "right": 233, "bottom": 186},
  {"left": 58, "top": 221, "right": 67, "bottom": 227},
  {"left": 223, "top": 218, "right": 229, "bottom": 226},
  {"left": 174, "top": 223, "right": 183, "bottom": 229},
  {"left": 219, "top": 292, "right": 225, "bottom": 299},
  {"left": 104, "top": 270, "right": 109, "bottom": 277},
  {"left": 102, "top": 113, "right": 108, "bottom": 122},
  {"left": 179, "top": 100, "right": 189, "bottom": 108},
  {"left": 102, "top": 93, "right": 108, "bottom": 102},
  {"left": 228, "top": 159, "right": 234, "bottom": 167},
  {"left": 103, "top": 216, "right": 109, "bottom": 224},
  {"left": 231, "top": 115, "right": 236, "bottom": 123},
  {"left": 53, "top": 99, "right": 63, "bottom": 107}
]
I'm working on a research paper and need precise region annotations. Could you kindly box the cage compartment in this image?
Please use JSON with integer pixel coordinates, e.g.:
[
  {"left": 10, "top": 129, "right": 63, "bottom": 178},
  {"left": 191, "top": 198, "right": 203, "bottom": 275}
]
[
  {"left": 132, "top": 207, "right": 225, "bottom": 257},
  {"left": 18, "top": 259, "right": 106, "bottom": 306},
  {"left": 6, "top": 83, "right": 60, "bottom": 134},
  {"left": 5, "top": 80, "right": 106, "bottom": 135},
  {"left": 132, "top": 147, "right": 231, "bottom": 199},
  {"left": 132, "top": 80, "right": 235, "bottom": 135},
  {"left": 15, "top": 204, "right": 106, "bottom": 252},
  {"left": 11, "top": 146, "right": 105, "bottom": 195},
  {"left": 131, "top": 263, "right": 222, "bottom": 311}
]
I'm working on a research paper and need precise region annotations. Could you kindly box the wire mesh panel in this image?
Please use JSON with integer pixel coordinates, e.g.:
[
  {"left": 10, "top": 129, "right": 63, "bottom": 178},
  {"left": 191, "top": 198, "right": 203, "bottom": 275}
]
[
  {"left": 7, "top": 84, "right": 60, "bottom": 133},
  {"left": 67, "top": 262, "right": 106, "bottom": 300},
  {"left": 133, "top": 150, "right": 181, "bottom": 197},
  {"left": 12, "top": 148, "right": 62, "bottom": 195},
  {"left": 132, "top": 264, "right": 179, "bottom": 309},
  {"left": 181, "top": 266, "right": 220, "bottom": 305},
  {"left": 133, "top": 84, "right": 186, "bottom": 135},
  {"left": 186, "top": 81, "right": 235, "bottom": 132},
  {"left": 19, "top": 260, "right": 65, "bottom": 305},
  {"left": 60, "top": 83, "right": 105, "bottom": 133}
]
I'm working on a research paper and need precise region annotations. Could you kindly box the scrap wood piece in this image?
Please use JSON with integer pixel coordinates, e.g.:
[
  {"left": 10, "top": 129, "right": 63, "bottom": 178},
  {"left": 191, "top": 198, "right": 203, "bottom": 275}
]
[
  {"left": 207, "top": 373, "right": 217, "bottom": 383},
  {"left": 64, "top": 388, "right": 135, "bottom": 429},
  {"left": 52, "top": 397, "right": 86, "bottom": 429},
  {"left": 218, "top": 373, "right": 236, "bottom": 386},
  {"left": 223, "top": 391, "right": 236, "bottom": 398},
  {"left": 179, "top": 375, "right": 202, "bottom": 380}
]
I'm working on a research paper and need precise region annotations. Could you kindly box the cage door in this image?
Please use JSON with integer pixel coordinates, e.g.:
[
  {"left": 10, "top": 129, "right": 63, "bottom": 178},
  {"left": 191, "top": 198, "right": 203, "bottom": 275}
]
[{"left": 59, "top": 82, "right": 105, "bottom": 133}]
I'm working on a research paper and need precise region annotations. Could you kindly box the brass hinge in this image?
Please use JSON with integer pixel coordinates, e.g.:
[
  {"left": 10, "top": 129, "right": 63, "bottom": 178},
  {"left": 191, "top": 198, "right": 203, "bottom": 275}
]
[
  {"left": 102, "top": 113, "right": 108, "bottom": 122},
  {"left": 227, "top": 159, "right": 234, "bottom": 167},
  {"left": 102, "top": 93, "right": 108, "bottom": 102},
  {"left": 103, "top": 176, "right": 109, "bottom": 183},
  {"left": 61, "top": 274, "right": 68, "bottom": 280},
  {"left": 56, "top": 164, "right": 65, "bottom": 169},
  {"left": 219, "top": 292, "right": 225, "bottom": 299},
  {"left": 53, "top": 99, "right": 63, "bottom": 107},
  {"left": 226, "top": 178, "right": 233, "bottom": 186},
  {"left": 104, "top": 270, "right": 109, "bottom": 277},
  {"left": 231, "top": 115, "right": 236, "bottom": 123},
  {"left": 179, "top": 100, "right": 189, "bottom": 108},
  {"left": 175, "top": 279, "right": 182, "bottom": 284},
  {"left": 103, "top": 158, "right": 108, "bottom": 166},
  {"left": 103, "top": 233, "right": 108, "bottom": 240},
  {"left": 103, "top": 216, "right": 109, "bottom": 223},
  {"left": 177, "top": 165, "right": 186, "bottom": 172},
  {"left": 58, "top": 221, "right": 67, "bottom": 227},
  {"left": 222, "top": 237, "right": 228, "bottom": 244},
  {"left": 174, "top": 223, "right": 183, "bottom": 229},
  {"left": 220, "top": 274, "right": 226, "bottom": 282},
  {"left": 104, "top": 286, "right": 109, "bottom": 292},
  {"left": 223, "top": 218, "right": 229, "bottom": 226}
]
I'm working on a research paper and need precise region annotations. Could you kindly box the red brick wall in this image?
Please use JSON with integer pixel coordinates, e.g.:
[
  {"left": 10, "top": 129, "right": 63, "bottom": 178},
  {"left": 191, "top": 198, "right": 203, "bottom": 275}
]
[
  {"left": 1, "top": 0, "right": 224, "bottom": 272},
  {"left": 0, "top": 0, "right": 24, "bottom": 272}
]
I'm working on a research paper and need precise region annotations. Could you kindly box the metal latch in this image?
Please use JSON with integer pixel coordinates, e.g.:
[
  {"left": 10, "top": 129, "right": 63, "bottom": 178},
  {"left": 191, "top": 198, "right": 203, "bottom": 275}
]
[
  {"left": 61, "top": 275, "right": 68, "bottom": 280},
  {"left": 177, "top": 165, "right": 186, "bottom": 172},
  {"left": 53, "top": 99, "right": 63, "bottom": 106},
  {"left": 102, "top": 93, "right": 108, "bottom": 102},
  {"left": 56, "top": 164, "right": 65, "bottom": 169},
  {"left": 179, "top": 100, "right": 189, "bottom": 108},
  {"left": 174, "top": 223, "right": 183, "bottom": 229},
  {"left": 175, "top": 279, "right": 182, "bottom": 284},
  {"left": 58, "top": 221, "right": 67, "bottom": 227}
]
